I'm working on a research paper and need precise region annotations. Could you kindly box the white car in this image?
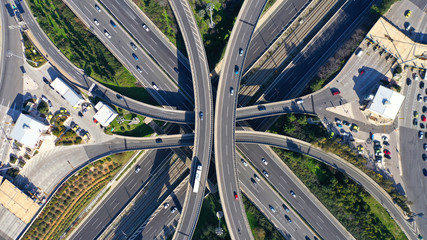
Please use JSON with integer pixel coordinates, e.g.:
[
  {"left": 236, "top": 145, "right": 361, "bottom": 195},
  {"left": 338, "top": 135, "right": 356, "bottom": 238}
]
[
  {"left": 254, "top": 174, "right": 260, "bottom": 181},
  {"left": 94, "top": 19, "right": 99, "bottom": 26},
  {"left": 104, "top": 30, "right": 111, "bottom": 39},
  {"left": 95, "top": 4, "right": 101, "bottom": 12},
  {"left": 418, "top": 94, "right": 423, "bottom": 102},
  {"left": 241, "top": 159, "right": 248, "bottom": 167},
  {"left": 290, "top": 190, "right": 296, "bottom": 198},
  {"left": 136, "top": 66, "right": 142, "bottom": 73},
  {"left": 171, "top": 207, "right": 177, "bottom": 213},
  {"left": 142, "top": 24, "right": 149, "bottom": 32},
  {"left": 269, "top": 205, "right": 276, "bottom": 213},
  {"left": 152, "top": 82, "right": 160, "bottom": 91},
  {"left": 263, "top": 170, "right": 269, "bottom": 177},
  {"left": 163, "top": 203, "right": 170, "bottom": 209},
  {"left": 262, "top": 158, "right": 268, "bottom": 165},
  {"left": 230, "top": 87, "right": 234, "bottom": 96}
]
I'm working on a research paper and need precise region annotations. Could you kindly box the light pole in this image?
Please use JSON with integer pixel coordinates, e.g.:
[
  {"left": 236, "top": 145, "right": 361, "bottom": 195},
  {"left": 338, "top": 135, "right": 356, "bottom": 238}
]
[
  {"left": 7, "top": 50, "right": 39, "bottom": 66},
  {"left": 206, "top": 3, "right": 215, "bottom": 29},
  {"left": 215, "top": 211, "right": 223, "bottom": 236}
]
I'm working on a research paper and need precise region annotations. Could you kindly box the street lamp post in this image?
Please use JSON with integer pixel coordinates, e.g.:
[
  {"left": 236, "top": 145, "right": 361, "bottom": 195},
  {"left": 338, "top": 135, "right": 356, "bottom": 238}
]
[{"left": 7, "top": 50, "right": 39, "bottom": 66}]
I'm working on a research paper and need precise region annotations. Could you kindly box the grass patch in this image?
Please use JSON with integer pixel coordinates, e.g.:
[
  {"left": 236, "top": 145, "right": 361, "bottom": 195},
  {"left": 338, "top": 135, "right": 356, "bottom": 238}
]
[
  {"left": 243, "top": 195, "right": 285, "bottom": 240},
  {"left": 193, "top": 193, "right": 230, "bottom": 239},
  {"left": 55, "top": 129, "right": 82, "bottom": 146},
  {"left": 23, "top": 32, "right": 46, "bottom": 67},
  {"left": 26, "top": 0, "right": 155, "bottom": 104},
  {"left": 23, "top": 152, "right": 136, "bottom": 240},
  {"left": 262, "top": 0, "right": 277, "bottom": 14},
  {"left": 363, "top": 195, "right": 407, "bottom": 240},
  {"left": 104, "top": 106, "right": 154, "bottom": 137}
]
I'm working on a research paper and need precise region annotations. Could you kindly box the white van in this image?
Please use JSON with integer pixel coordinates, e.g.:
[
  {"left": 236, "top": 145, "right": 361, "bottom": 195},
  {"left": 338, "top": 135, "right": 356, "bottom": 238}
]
[
  {"left": 356, "top": 48, "right": 363, "bottom": 57},
  {"left": 296, "top": 99, "right": 304, "bottom": 104}
]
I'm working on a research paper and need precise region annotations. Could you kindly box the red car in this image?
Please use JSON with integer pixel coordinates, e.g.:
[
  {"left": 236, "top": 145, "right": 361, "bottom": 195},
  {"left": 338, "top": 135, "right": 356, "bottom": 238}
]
[
  {"left": 422, "top": 115, "right": 426, "bottom": 122},
  {"left": 234, "top": 193, "right": 239, "bottom": 200},
  {"left": 360, "top": 70, "right": 365, "bottom": 75},
  {"left": 331, "top": 89, "right": 341, "bottom": 96},
  {"left": 383, "top": 149, "right": 391, "bottom": 155}
]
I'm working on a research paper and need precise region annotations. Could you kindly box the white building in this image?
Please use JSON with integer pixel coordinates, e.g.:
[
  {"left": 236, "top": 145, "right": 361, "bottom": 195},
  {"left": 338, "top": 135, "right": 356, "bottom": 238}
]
[
  {"left": 10, "top": 114, "right": 49, "bottom": 148},
  {"left": 93, "top": 102, "right": 118, "bottom": 127},
  {"left": 51, "top": 77, "right": 84, "bottom": 108},
  {"left": 367, "top": 86, "right": 405, "bottom": 120}
]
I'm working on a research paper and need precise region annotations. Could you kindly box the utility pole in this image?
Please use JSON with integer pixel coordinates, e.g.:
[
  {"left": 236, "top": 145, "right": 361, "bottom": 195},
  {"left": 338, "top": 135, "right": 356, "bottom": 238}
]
[{"left": 206, "top": 3, "right": 215, "bottom": 29}]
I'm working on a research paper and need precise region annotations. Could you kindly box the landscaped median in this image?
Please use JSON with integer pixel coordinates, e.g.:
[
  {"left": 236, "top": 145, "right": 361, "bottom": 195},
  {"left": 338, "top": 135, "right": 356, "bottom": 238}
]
[{"left": 22, "top": 151, "right": 136, "bottom": 240}]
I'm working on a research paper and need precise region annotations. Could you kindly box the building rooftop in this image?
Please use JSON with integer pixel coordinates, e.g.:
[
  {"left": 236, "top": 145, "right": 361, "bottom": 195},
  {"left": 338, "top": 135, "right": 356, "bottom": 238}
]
[
  {"left": 93, "top": 102, "right": 118, "bottom": 127},
  {"left": 0, "top": 177, "right": 40, "bottom": 224},
  {"left": 367, "top": 86, "right": 405, "bottom": 120},
  {"left": 10, "top": 114, "right": 49, "bottom": 148},
  {"left": 367, "top": 17, "right": 427, "bottom": 69},
  {"left": 51, "top": 77, "right": 84, "bottom": 108}
]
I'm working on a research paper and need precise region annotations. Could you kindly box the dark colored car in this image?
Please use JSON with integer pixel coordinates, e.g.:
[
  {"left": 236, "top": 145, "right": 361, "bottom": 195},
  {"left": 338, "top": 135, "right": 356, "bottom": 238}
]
[
  {"left": 132, "top": 53, "right": 139, "bottom": 61},
  {"left": 423, "top": 168, "right": 427, "bottom": 177},
  {"left": 282, "top": 204, "right": 290, "bottom": 213},
  {"left": 422, "top": 153, "right": 427, "bottom": 161},
  {"left": 407, "top": 78, "right": 411, "bottom": 86},
  {"left": 420, "top": 81, "right": 425, "bottom": 89},
  {"left": 285, "top": 215, "right": 292, "bottom": 223},
  {"left": 414, "top": 118, "right": 418, "bottom": 126},
  {"left": 423, "top": 106, "right": 427, "bottom": 113},
  {"left": 116, "top": 94, "right": 123, "bottom": 100},
  {"left": 343, "top": 120, "right": 351, "bottom": 126},
  {"left": 234, "top": 65, "right": 239, "bottom": 75},
  {"left": 110, "top": 20, "right": 117, "bottom": 27},
  {"left": 156, "top": 138, "right": 162, "bottom": 143},
  {"left": 258, "top": 105, "right": 266, "bottom": 111}
]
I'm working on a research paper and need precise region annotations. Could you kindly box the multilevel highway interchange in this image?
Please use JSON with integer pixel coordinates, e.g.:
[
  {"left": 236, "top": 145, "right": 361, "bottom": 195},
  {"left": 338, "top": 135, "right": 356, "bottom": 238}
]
[{"left": 0, "top": 0, "right": 426, "bottom": 240}]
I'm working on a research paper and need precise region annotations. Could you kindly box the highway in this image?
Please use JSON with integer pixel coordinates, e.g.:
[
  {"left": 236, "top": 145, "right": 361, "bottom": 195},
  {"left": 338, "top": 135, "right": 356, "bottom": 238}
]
[
  {"left": 167, "top": 1, "right": 213, "bottom": 239},
  {"left": 214, "top": 0, "right": 267, "bottom": 239},
  {"left": 97, "top": 0, "right": 193, "bottom": 100},
  {"left": 235, "top": 130, "right": 417, "bottom": 240}
]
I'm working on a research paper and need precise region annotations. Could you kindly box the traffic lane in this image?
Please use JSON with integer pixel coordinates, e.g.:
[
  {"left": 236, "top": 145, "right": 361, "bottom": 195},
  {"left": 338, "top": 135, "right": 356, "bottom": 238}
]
[
  {"left": 237, "top": 143, "right": 349, "bottom": 240},
  {"left": 261, "top": 0, "right": 373, "bottom": 104},
  {"left": 236, "top": 131, "right": 416, "bottom": 239},
  {"left": 109, "top": 158, "right": 187, "bottom": 238},
  {"left": 98, "top": 0, "right": 194, "bottom": 98},
  {"left": 244, "top": 0, "right": 308, "bottom": 70},
  {"left": 214, "top": 1, "right": 267, "bottom": 239},
  {"left": 237, "top": 158, "right": 316, "bottom": 240},
  {"left": 70, "top": 149, "right": 174, "bottom": 240},
  {"left": 141, "top": 183, "right": 186, "bottom": 239},
  {"left": 66, "top": 0, "right": 192, "bottom": 110}
]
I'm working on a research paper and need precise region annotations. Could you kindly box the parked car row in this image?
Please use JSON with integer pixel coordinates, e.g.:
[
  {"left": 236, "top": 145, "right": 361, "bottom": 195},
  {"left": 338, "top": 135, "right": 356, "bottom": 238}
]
[{"left": 335, "top": 118, "right": 359, "bottom": 133}]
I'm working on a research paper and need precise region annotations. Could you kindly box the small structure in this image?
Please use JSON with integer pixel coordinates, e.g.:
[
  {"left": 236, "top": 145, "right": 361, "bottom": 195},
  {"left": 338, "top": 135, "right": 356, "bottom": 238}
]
[
  {"left": 367, "top": 86, "right": 405, "bottom": 120},
  {"left": 10, "top": 113, "right": 49, "bottom": 148},
  {"left": 50, "top": 77, "right": 84, "bottom": 108},
  {"left": 0, "top": 176, "right": 40, "bottom": 223},
  {"left": 93, "top": 102, "right": 118, "bottom": 127}
]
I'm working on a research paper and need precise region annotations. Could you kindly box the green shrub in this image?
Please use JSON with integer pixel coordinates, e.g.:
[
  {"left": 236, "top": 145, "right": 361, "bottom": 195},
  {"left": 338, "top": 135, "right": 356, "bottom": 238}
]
[{"left": 394, "top": 65, "right": 403, "bottom": 74}]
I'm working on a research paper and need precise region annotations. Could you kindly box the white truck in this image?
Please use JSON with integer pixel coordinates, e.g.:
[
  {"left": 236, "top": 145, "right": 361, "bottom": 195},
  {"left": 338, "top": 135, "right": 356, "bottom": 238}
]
[{"left": 193, "top": 165, "right": 202, "bottom": 193}]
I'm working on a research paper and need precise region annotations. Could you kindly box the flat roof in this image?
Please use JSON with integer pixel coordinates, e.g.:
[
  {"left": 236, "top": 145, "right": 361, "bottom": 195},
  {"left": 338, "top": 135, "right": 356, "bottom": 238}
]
[
  {"left": 51, "top": 77, "right": 84, "bottom": 107},
  {"left": 93, "top": 102, "right": 118, "bottom": 127},
  {"left": 368, "top": 86, "right": 405, "bottom": 120},
  {"left": 0, "top": 177, "right": 40, "bottom": 224},
  {"left": 367, "top": 17, "right": 427, "bottom": 68},
  {"left": 10, "top": 114, "right": 49, "bottom": 148}
]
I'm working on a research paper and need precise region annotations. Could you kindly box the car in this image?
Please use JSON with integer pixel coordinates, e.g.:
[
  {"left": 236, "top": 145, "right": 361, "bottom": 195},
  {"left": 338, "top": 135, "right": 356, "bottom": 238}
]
[
  {"left": 335, "top": 118, "right": 342, "bottom": 124},
  {"left": 142, "top": 23, "right": 149, "bottom": 32},
  {"left": 258, "top": 105, "right": 266, "bottom": 111},
  {"left": 418, "top": 94, "right": 423, "bottom": 102},
  {"left": 104, "top": 30, "right": 111, "bottom": 39},
  {"left": 383, "top": 141, "right": 390, "bottom": 146},
  {"left": 78, "top": 111, "right": 83, "bottom": 117},
  {"left": 414, "top": 118, "right": 418, "bottom": 126},
  {"left": 254, "top": 174, "right": 260, "bottom": 181},
  {"left": 251, "top": 178, "right": 257, "bottom": 185},
  {"left": 369, "top": 132, "right": 374, "bottom": 141},
  {"left": 135, "top": 165, "right": 141, "bottom": 173},
  {"left": 136, "top": 66, "right": 143, "bottom": 73},
  {"left": 110, "top": 20, "right": 117, "bottom": 27},
  {"left": 95, "top": 4, "right": 101, "bottom": 12},
  {"left": 269, "top": 205, "right": 276, "bottom": 213},
  {"left": 423, "top": 106, "right": 427, "bottom": 113},
  {"left": 422, "top": 115, "right": 426, "bottom": 122},
  {"left": 382, "top": 135, "right": 388, "bottom": 142},
  {"left": 156, "top": 138, "right": 162, "bottom": 143},
  {"left": 421, "top": 81, "right": 425, "bottom": 89},
  {"left": 359, "top": 69, "right": 365, "bottom": 75},
  {"left": 375, "top": 151, "right": 383, "bottom": 157},
  {"left": 405, "top": 10, "right": 412, "bottom": 18},
  {"left": 424, "top": 97, "right": 427, "bottom": 103},
  {"left": 171, "top": 206, "right": 177, "bottom": 213},
  {"left": 152, "top": 82, "right": 159, "bottom": 91},
  {"left": 407, "top": 78, "right": 412, "bottom": 86},
  {"left": 199, "top": 111, "right": 204, "bottom": 120},
  {"left": 234, "top": 65, "right": 239, "bottom": 75},
  {"left": 282, "top": 204, "right": 290, "bottom": 213},
  {"left": 383, "top": 149, "right": 391, "bottom": 155},
  {"left": 421, "top": 123, "right": 425, "bottom": 129},
  {"left": 263, "top": 170, "right": 269, "bottom": 177},
  {"left": 375, "top": 156, "right": 383, "bottom": 163},
  {"left": 384, "top": 154, "right": 391, "bottom": 159},
  {"left": 296, "top": 99, "right": 304, "bottom": 104},
  {"left": 336, "top": 123, "right": 343, "bottom": 128},
  {"left": 230, "top": 87, "right": 234, "bottom": 95},
  {"left": 285, "top": 215, "right": 292, "bottom": 223},
  {"left": 94, "top": 18, "right": 99, "bottom": 26},
  {"left": 290, "top": 191, "right": 296, "bottom": 198},
  {"left": 414, "top": 111, "right": 419, "bottom": 117},
  {"left": 414, "top": 74, "right": 419, "bottom": 81},
  {"left": 423, "top": 168, "right": 427, "bottom": 176},
  {"left": 343, "top": 121, "right": 351, "bottom": 126},
  {"left": 422, "top": 154, "right": 427, "bottom": 161},
  {"left": 424, "top": 143, "right": 427, "bottom": 151},
  {"left": 132, "top": 53, "right": 139, "bottom": 60},
  {"left": 234, "top": 192, "right": 239, "bottom": 200},
  {"left": 163, "top": 203, "right": 170, "bottom": 209},
  {"left": 130, "top": 42, "right": 137, "bottom": 50},
  {"left": 116, "top": 94, "right": 123, "bottom": 100},
  {"left": 357, "top": 145, "right": 364, "bottom": 154},
  {"left": 331, "top": 89, "right": 341, "bottom": 96},
  {"left": 239, "top": 48, "right": 244, "bottom": 56},
  {"left": 262, "top": 158, "right": 268, "bottom": 165},
  {"left": 241, "top": 159, "right": 248, "bottom": 166},
  {"left": 351, "top": 124, "right": 359, "bottom": 132}
]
